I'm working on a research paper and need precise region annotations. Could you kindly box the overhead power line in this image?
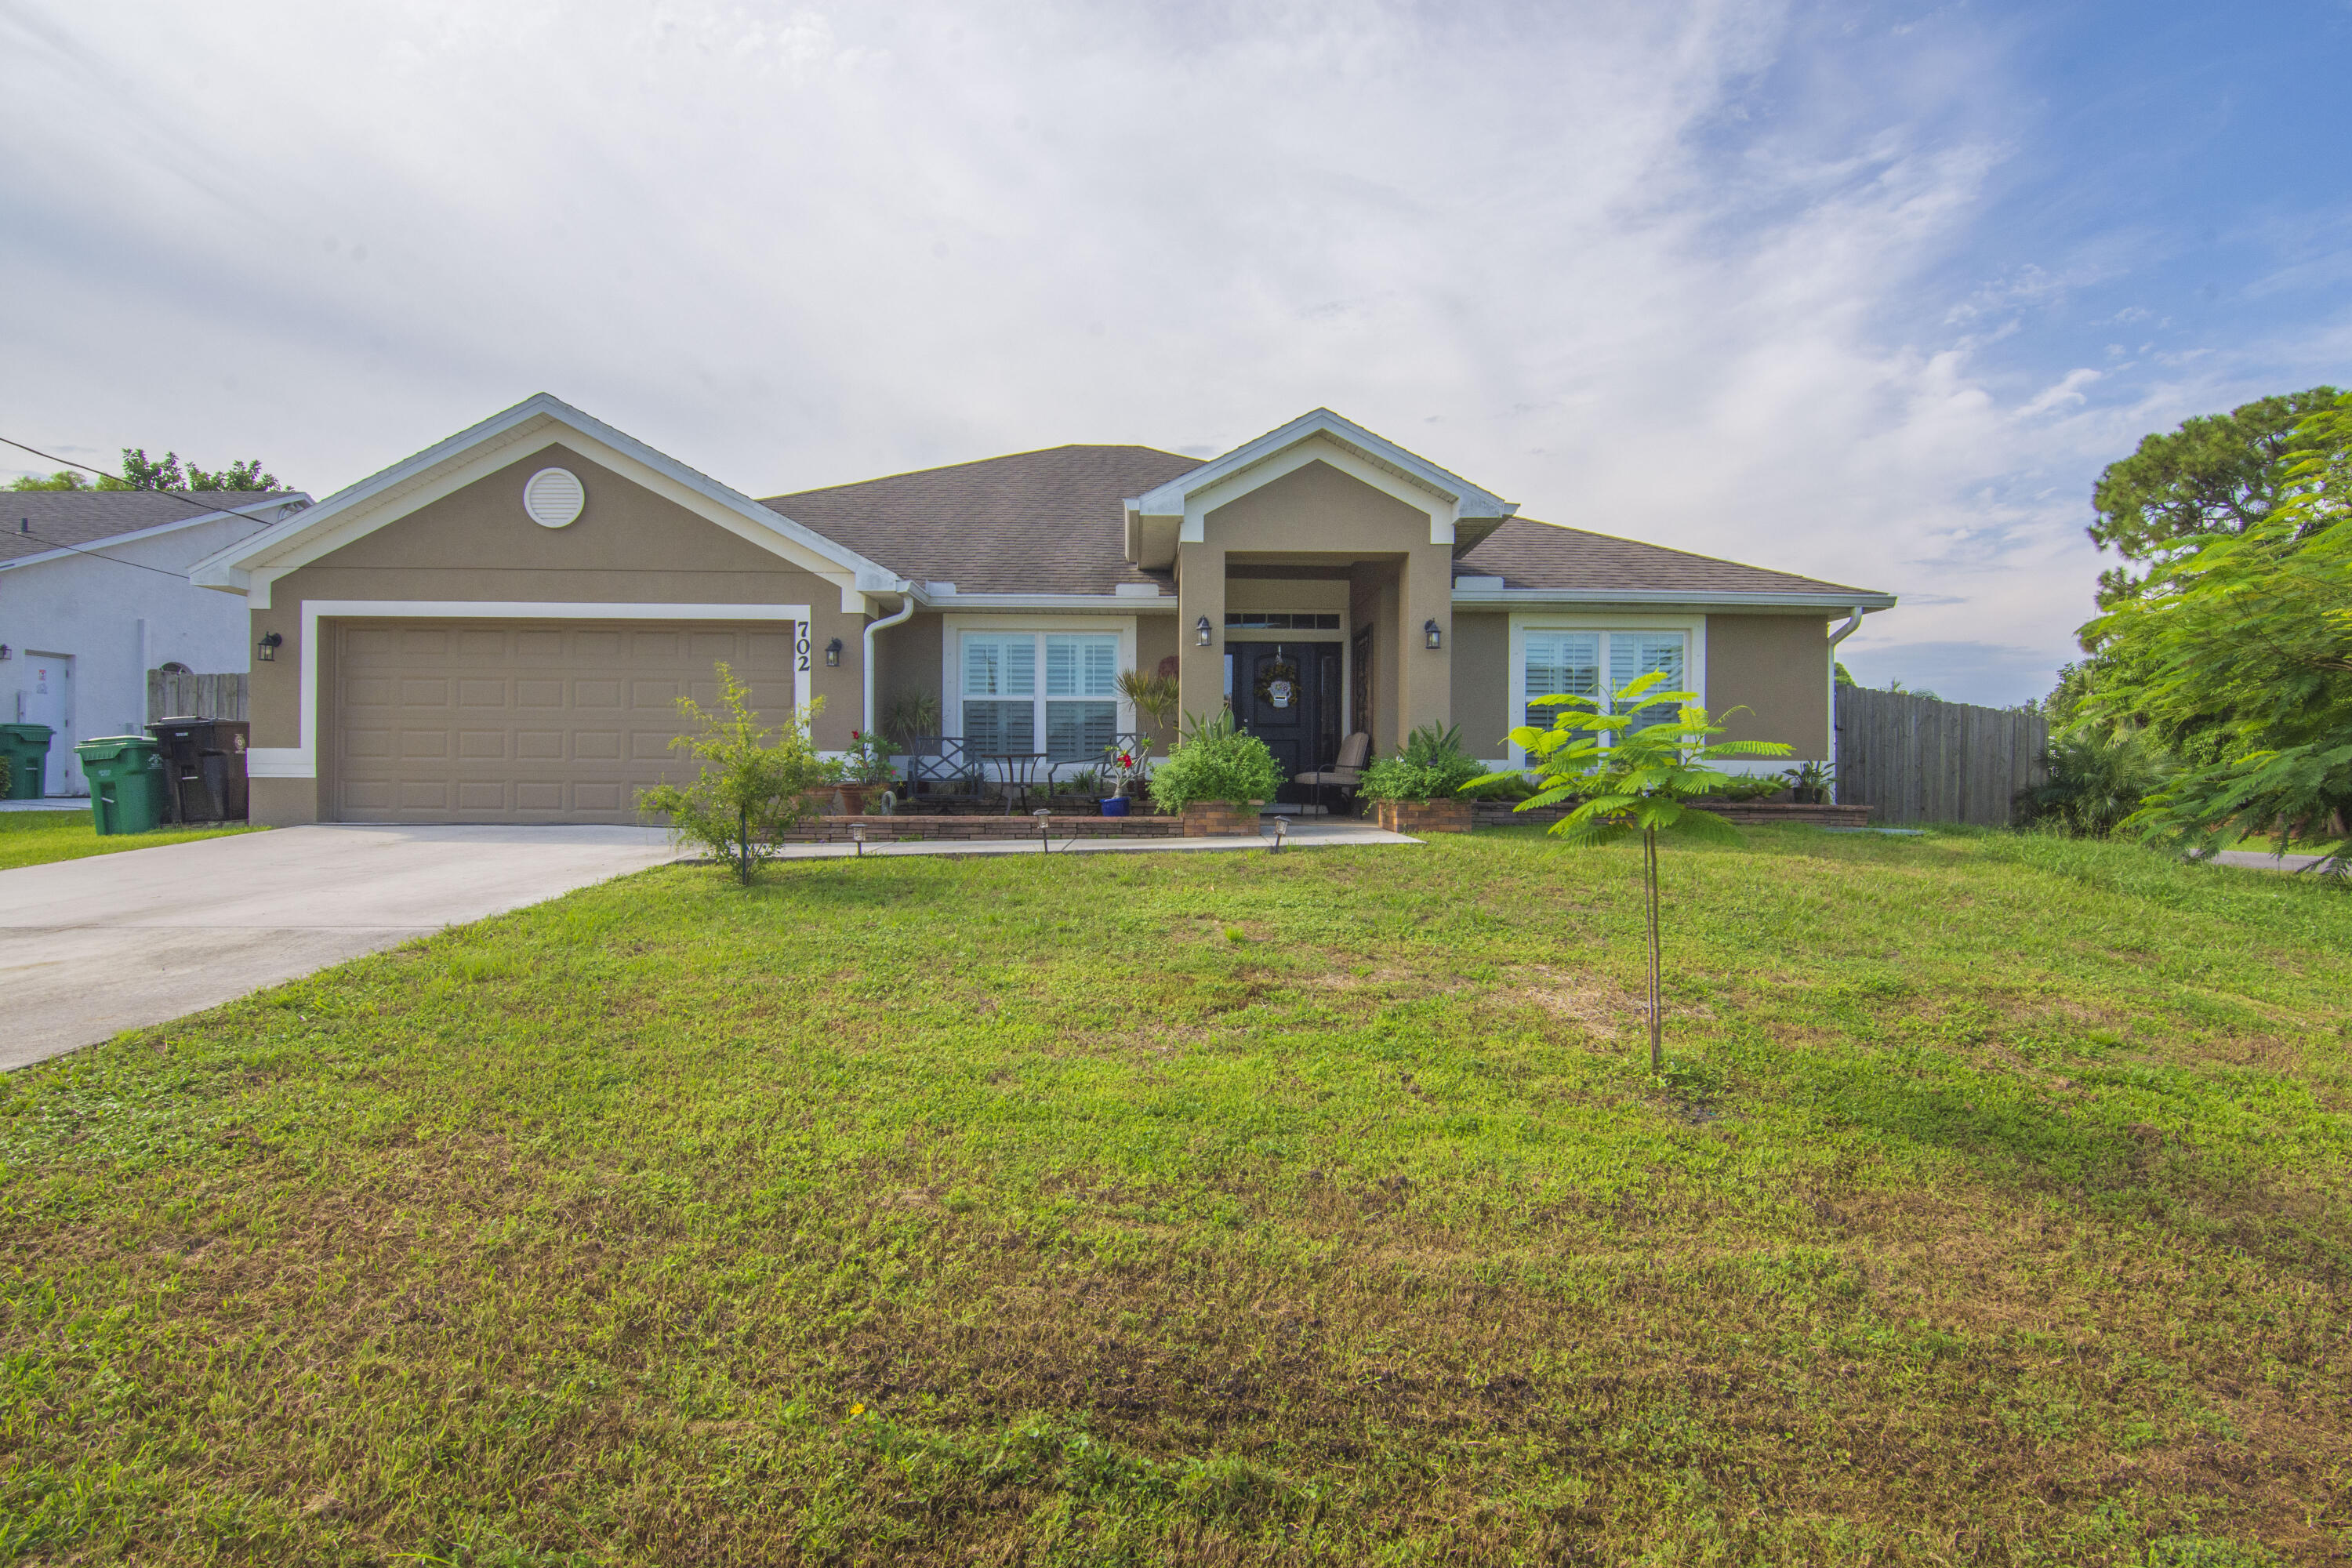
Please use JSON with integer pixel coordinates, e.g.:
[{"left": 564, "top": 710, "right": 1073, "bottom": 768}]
[
  {"left": 0, "top": 434, "right": 282, "bottom": 520},
  {"left": 4, "top": 522, "right": 198, "bottom": 581}
]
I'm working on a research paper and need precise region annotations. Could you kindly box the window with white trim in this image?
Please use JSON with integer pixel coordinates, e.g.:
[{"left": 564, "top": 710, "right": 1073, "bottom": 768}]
[
  {"left": 1524, "top": 630, "right": 1687, "bottom": 737},
  {"left": 960, "top": 631, "right": 1120, "bottom": 760}
]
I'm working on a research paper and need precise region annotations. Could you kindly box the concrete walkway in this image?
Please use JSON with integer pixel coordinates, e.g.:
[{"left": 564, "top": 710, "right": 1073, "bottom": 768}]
[
  {"left": 2205, "top": 848, "right": 2337, "bottom": 874},
  {"left": 1, "top": 817, "right": 1416, "bottom": 1071},
  {"left": 0, "top": 825, "right": 680, "bottom": 1072}
]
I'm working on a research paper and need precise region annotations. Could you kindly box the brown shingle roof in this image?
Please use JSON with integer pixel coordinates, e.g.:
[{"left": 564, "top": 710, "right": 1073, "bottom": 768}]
[
  {"left": 0, "top": 492, "right": 299, "bottom": 567},
  {"left": 764, "top": 445, "right": 1201, "bottom": 594},
  {"left": 1457, "top": 517, "right": 1884, "bottom": 601},
  {"left": 762, "top": 447, "right": 1888, "bottom": 604}
]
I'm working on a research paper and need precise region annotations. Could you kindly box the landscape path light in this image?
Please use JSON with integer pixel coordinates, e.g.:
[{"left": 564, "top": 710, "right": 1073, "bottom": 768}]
[
  {"left": 851, "top": 822, "right": 866, "bottom": 858},
  {"left": 1033, "top": 807, "right": 1054, "bottom": 853}
]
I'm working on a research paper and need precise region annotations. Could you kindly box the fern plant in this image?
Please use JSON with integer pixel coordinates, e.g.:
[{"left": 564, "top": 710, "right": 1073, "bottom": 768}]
[{"left": 1472, "top": 673, "right": 1790, "bottom": 1070}]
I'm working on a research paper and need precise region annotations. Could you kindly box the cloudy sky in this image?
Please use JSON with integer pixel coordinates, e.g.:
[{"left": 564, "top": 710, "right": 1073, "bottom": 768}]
[{"left": 5, "top": 1, "right": 2348, "bottom": 703}]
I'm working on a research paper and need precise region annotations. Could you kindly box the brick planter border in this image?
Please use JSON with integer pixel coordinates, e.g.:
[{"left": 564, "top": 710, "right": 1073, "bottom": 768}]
[
  {"left": 1375, "top": 798, "right": 1474, "bottom": 834},
  {"left": 775, "top": 813, "right": 1181, "bottom": 844},
  {"left": 1181, "top": 802, "right": 1266, "bottom": 837}
]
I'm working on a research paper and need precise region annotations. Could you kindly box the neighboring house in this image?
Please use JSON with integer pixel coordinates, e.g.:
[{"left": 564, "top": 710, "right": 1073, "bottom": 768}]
[
  {"left": 1, "top": 491, "right": 312, "bottom": 795},
  {"left": 189, "top": 395, "right": 1893, "bottom": 827}
]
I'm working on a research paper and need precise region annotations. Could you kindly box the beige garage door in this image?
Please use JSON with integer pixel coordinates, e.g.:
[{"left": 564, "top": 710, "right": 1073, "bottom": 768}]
[{"left": 328, "top": 620, "right": 800, "bottom": 824}]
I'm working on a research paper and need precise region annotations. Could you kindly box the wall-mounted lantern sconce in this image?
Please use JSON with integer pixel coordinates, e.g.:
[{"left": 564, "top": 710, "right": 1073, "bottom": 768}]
[
  {"left": 257, "top": 631, "right": 284, "bottom": 662},
  {"left": 1195, "top": 615, "right": 1214, "bottom": 647},
  {"left": 824, "top": 637, "right": 843, "bottom": 668},
  {"left": 1424, "top": 618, "right": 1443, "bottom": 650},
  {"left": 0, "top": 644, "right": 12, "bottom": 661}
]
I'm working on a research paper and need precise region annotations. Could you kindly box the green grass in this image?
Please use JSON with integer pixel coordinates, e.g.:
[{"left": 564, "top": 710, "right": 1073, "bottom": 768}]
[
  {"left": 0, "top": 809, "right": 260, "bottom": 871},
  {"left": 2, "top": 826, "right": 2347, "bottom": 1565}
]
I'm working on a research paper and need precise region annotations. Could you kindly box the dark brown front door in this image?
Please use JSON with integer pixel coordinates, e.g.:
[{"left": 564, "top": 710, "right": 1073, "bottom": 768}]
[{"left": 1229, "top": 641, "right": 1340, "bottom": 802}]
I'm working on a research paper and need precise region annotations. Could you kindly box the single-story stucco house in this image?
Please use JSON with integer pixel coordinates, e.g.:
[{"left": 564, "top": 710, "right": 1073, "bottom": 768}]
[
  {"left": 2, "top": 490, "right": 312, "bottom": 795},
  {"left": 188, "top": 395, "right": 1894, "bottom": 827}
]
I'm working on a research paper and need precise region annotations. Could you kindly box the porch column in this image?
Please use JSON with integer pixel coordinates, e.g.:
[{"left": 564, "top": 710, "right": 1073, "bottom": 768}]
[
  {"left": 1400, "top": 542, "right": 1453, "bottom": 742},
  {"left": 1174, "top": 539, "right": 1228, "bottom": 729}
]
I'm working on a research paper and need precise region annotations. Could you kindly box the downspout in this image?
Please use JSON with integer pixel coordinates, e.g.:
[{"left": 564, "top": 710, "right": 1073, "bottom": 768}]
[
  {"left": 862, "top": 590, "right": 916, "bottom": 738},
  {"left": 1825, "top": 606, "right": 1866, "bottom": 776}
]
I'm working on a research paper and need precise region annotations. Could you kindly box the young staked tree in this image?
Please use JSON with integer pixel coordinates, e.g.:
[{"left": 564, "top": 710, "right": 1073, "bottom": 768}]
[
  {"left": 634, "top": 662, "right": 826, "bottom": 885},
  {"left": 1473, "top": 673, "right": 1791, "bottom": 1071}
]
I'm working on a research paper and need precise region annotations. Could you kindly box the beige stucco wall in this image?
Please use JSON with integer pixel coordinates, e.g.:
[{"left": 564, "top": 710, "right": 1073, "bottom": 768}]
[
  {"left": 1225, "top": 577, "right": 1350, "bottom": 612},
  {"left": 248, "top": 441, "right": 868, "bottom": 823},
  {"left": 872, "top": 608, "right": 946, "bottom": 735},
  {"left": 1708, "top": 613, "right": 1831, "bottom": 760},
  {"left": 1134, "top": 612, "right": 1180, "bottom": 753},
  {"left": 1181, "top": 460, "right": 1450, "bottom": 751},
  {"left": 1448, "top": 612, "right": 1512, "bottom": 758}
]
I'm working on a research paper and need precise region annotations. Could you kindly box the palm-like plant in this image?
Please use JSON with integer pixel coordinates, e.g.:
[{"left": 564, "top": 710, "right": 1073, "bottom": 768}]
[{"left": 1472, "top": 671, "right": 1791, "bottom": 1070}]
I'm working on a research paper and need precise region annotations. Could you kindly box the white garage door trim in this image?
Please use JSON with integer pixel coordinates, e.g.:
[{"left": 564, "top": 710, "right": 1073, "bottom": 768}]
[{"left": 249, "top": 600, "right": 814, "bottom": 779}]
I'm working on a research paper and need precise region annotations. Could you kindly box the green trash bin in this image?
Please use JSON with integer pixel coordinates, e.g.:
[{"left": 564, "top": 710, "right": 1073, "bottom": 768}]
[
  {"left": 74, "top": 736, "right": 169, "bottom": 835},
  {"left": 0, "top": 722, "right": 52, "bottom": 800}
]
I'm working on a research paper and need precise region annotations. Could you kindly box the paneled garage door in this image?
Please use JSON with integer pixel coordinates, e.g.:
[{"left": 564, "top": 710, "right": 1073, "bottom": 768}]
[{"left": 328, "top": 620, "right": 800, "bottom": 824}]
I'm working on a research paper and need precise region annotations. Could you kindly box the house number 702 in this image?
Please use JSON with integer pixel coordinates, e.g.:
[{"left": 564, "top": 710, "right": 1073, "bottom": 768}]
[{"left": 795, "top": 623, "right": 811, "bottom": 673}]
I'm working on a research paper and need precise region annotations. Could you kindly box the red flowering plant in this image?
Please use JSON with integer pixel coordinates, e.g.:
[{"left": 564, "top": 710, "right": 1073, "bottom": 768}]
[
  {"left": 1102, "top": 742, "right": 1151, "bottom": 798},
  {"left": 842, "top": 728, "right": 898, "bottom": 787}
]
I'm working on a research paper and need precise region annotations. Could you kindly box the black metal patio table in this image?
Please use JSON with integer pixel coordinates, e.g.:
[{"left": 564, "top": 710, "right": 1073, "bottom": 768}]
[{"left": 982, "top": 752, "right": 1049, "bottom": 815}]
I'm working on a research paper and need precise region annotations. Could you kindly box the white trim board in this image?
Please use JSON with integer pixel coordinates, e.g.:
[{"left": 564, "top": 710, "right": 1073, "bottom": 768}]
[{"left": 247, "top": 600, "right": 813, "bottom": 780}]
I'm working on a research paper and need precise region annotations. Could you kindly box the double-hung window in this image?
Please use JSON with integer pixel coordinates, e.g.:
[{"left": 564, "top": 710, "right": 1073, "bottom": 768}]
[
  {"left": 1523, "top": 629, "right": 1689, "bottom": 742},
  {"left": 960, "top": 631, "right": 1121, "bottom": 760}
]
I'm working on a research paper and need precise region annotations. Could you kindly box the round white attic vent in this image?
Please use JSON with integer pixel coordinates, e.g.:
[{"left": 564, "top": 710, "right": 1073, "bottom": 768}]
[{"left": 523, "top": 466, "right": 585, "bottom": 528}]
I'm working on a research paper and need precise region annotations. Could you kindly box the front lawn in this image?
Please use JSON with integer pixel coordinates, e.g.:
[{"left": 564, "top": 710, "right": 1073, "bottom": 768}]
[
  {"left": 0, "top": 810, "right": 261, "bottom": 872},
  {"left": 2, "top": 829, "right": 2347, "bottom": 1564}
]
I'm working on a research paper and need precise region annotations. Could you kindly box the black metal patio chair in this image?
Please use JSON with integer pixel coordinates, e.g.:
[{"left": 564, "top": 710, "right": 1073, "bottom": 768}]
[{"left": 902, "top": 735, "right": 984, "bottom": 804}]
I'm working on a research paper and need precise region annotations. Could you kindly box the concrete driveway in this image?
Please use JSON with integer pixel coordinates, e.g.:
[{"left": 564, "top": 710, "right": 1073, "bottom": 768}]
[{"left": 0, "top": 825, "right": 680, "bottom": 1072}]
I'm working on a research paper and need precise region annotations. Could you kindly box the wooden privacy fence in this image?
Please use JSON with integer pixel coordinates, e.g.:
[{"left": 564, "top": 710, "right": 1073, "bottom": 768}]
[
  {"left": 147, "top": 670, "right": 249, "bottom": 723},
  {"left": 1835, "top": 685, "right": 2046, "bottom": 826}
]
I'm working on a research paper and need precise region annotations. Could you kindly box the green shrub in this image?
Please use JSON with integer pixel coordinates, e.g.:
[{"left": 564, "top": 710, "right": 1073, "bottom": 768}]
[
  {"left": 635, "top": 662, "right": 827, "bottom": 884},
  {"left": 1359, "top": 722, "right": 1486, "bottom": 803},
  {"left": 2019, "top": 725, "right": 2170, "bottom": 838},
  {"left": 1148, "top": 711, "right": 1284, "bottom": 811}
]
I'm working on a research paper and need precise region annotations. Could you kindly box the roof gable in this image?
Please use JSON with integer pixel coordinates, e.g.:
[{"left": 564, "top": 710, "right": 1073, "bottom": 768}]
[
  {"left": 1126, "top": 409, "right": 1515, "bottom": 550},
  {"left": 188, "top": 394, "right": 906, "bottom": 609}
]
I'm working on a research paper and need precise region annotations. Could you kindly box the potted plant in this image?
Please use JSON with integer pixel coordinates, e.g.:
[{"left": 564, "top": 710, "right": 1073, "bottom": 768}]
[
  {"left": 1148, "top": 712, "right": 1283, "bottom": 834},
  {"left": 836, "top": 729, "right": 898, "bottom": 815},
  {"left": 1784, "top": 760, "right": 1834, "bottom": 805},
  {"left": 1358, "top": 723, "right": 1486, "bottom": 833},
  {"left": 1100, "top": 744, "right": 1150, "bottom": 815}
]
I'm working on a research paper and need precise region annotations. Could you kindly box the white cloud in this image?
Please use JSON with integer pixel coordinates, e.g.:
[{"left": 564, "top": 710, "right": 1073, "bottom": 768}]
[{"left": 0, "top": 0, "right": 2321, "bottom": 704}]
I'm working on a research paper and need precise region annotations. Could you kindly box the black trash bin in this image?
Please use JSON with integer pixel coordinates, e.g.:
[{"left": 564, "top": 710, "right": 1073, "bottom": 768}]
[{"left": 145, "top": 717, "right": 252, "bottom": 822}]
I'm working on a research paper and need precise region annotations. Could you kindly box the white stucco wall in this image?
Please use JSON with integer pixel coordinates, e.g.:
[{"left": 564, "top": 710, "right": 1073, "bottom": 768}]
[{"left": 0, "top": 514, "right": 274, "bottom": 795}]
